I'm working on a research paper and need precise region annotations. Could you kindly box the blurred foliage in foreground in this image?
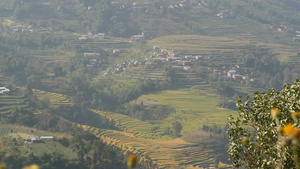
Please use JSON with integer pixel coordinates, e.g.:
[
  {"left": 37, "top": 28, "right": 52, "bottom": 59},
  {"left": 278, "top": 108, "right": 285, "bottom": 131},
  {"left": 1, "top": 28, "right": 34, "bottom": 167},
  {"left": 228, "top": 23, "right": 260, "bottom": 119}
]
[{"left": 228, "top": 79, "right": 300, "bottom": 168}]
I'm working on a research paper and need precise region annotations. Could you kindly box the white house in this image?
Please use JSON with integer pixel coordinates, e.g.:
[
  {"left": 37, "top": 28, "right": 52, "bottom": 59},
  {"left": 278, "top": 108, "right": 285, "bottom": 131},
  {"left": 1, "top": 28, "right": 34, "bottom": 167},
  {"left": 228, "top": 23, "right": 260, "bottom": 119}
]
[
  {"left": 79, "top": 36, "right": 87, "bottom": 41},
  {"left": 184, "top": 55, "right": 192, "bottom": 60},
  {"left": 0, "top": 87, "right": 10, "bottom": 94},
  {"left": 40, "top": 136, "right": 54, "bottom": 141},
  {"left": 232, "top": 74, "right": 243, "bottom": 80},
  {"left": 227, "top": 70, "right": 236, "bottom": 78},
  {"left": 113, "top": 49, "right": 120, "bottom": 54}
]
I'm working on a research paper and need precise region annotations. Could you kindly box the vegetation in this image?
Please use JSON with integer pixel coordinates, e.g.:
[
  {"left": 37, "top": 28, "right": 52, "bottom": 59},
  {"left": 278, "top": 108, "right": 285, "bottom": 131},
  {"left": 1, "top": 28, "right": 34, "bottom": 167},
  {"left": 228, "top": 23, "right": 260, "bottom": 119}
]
[{"left": 228, "top": 80, "right": 300, "bottom": 168}]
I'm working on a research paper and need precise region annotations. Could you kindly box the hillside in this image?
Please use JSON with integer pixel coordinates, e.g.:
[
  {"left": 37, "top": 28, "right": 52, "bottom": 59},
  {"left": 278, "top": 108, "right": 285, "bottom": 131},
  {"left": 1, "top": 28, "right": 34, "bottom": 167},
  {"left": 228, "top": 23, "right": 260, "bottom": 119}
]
[{"left": 0, "top": 0, "right": 299, "bottom": 168}]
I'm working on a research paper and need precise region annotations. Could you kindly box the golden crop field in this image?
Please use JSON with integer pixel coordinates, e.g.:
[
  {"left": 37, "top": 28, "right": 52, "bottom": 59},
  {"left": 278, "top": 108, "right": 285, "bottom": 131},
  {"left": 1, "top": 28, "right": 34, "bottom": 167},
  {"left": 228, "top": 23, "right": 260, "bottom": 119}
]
[
  {"left": 32, "top": 89, "right": 72, "bottom": 106},
  {"left": 77, "top": 123, "right": 226, "bottom": 169}
]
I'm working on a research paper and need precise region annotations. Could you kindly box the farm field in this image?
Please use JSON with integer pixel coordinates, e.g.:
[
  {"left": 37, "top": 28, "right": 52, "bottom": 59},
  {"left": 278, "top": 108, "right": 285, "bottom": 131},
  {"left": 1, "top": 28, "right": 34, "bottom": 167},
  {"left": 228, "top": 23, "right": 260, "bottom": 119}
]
[
  {"left": 28, "top": 50, "right": 74, "bottom": 63},
  {"left": 0, "top": 93, "right": 26, "bottom": 114},
  {"left": 148, "top": 35, "right": 299, "bottom": 63},
  {"left": 141, "top": 90, "right": 235, "bottom": 134},
  {"left": 28, "top": 142, "right": 77, "bottom": 159},
  {"left": 78, "top": 123, "right": 230, "bottom": 169},
  {"left": 0, "top": 124, "right": 77, "bottom": 159},
  {"left": 91, "top": 109, "right": 172, "bottom": 140},
  {"left": 32, "top": 89, "right": 72, "bottom": 106},
  {"left": 85, "top": 89, "right": 234, "bottom": 168}
]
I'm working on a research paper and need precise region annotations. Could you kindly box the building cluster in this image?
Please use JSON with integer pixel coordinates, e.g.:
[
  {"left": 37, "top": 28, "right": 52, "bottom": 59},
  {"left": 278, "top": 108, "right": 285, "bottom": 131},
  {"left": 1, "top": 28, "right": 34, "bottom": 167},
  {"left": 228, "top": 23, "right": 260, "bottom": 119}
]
[
  {"left": 169, "top": 0, "right": 203, "bottom": 9},
  {"left": 293, "top": 31, "right": 300, "bottom": 40},
  {"left": 104, "top": 59, "right": 145, "bottom": 76},
  {"left": 209, "top": 65, "right": 256, "bottom": 83},
  {"left": 11, "top": 23, "right": 34, "bottom": 34},
  {"left": 152, "top": 46, "right": 208, "bottom": 71}
]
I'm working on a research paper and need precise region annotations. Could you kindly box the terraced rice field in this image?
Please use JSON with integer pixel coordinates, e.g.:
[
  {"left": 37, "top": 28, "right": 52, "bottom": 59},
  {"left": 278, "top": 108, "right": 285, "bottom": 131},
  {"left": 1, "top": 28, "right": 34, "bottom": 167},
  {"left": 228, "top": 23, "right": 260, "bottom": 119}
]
[
  {"left": 0, "top": 95, "right": 26, "bottom": 114},
  {"left": 32, "top": 89, "right": 72, "bottom": 106},
  {"left": 149, "top": 35, "right": 300, "bottom": 65},
  {"left": 142, "top": 90, "right": 235, "bottom": 134},
  {"left": 77, "top": 123, "right": 226, "bottom": 169},
  {"left": 28, "top": 50, "right": 74, "bottom": 63},
  {"left": 92, "top": 109, "right": 172, "bottom": 140}
]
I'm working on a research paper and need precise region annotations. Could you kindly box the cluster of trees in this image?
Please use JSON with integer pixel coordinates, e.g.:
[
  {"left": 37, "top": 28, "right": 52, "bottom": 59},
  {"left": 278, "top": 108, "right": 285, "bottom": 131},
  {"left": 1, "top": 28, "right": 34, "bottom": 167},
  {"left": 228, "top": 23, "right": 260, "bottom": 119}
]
[
  {"left": 50, "top": 105, "right": 117, "bottom": 130},
  {"left": 68, "top": 130, "right": 126, "bottom": 169},
  {"left": 238, "top": 47, "right": 298, "bottom": 90},
  {"left": 202, "top": 124, "right": 227, "bottom": 135},
  {"left": 1, "top": 106, "right": 38, "bottom": 127},
  {"left": 66, "top": 65, "right": 169, "bottom": 110},
  {"left": 117, "top": 102, "right": 175, "bottom": 121}
]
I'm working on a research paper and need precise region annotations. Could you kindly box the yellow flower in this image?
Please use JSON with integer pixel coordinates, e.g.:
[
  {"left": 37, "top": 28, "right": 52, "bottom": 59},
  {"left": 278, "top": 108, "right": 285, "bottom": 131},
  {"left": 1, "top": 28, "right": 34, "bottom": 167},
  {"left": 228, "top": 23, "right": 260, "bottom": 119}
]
[
  {"left": 283, "top": 124, "right": 300, "bottom": 139},
  {"left": 283, "top": 123, "right": 294, "bottom": 135},
  {"left": 270, "top": 108, "right": 280, "bottom": 118},
  {"left": 22, "top": 164, "right": 40, "bottom": 169},
  {"left": 291, "top": 111, "right": 300, "bottom": 119},
  {"left": 127, "top": 154, "right": 137, "bottom": 169}
]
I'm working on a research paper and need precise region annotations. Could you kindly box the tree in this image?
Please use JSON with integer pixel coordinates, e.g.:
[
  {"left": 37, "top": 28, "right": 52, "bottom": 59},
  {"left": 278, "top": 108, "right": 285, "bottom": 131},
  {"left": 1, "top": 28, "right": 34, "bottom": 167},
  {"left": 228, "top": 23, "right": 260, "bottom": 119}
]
[
  {"left": 228, "top": 79, "right": 300, "bottom": 168},
  {"left": 172, "top": 121, "right": 182, "bottom": 137}
]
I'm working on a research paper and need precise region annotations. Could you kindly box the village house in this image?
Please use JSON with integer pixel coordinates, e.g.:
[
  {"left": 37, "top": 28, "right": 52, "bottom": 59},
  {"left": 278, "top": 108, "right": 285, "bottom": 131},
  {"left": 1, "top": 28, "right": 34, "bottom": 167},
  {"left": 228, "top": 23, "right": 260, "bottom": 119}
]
[
  {"left": 79, "top": 36, "right": 88, "bottom": 41},
  {"left": 31, "top": 137, "right": 40, "bottom": 143},
  {"left": 183, "top": 66, "right": 191, "bottom": 70},
  {"left": 232, "top": 74, "right": 243, "bottom": 80},
  {"left": 0, "top": 87, "right": 10, "bottom": 94},
  {"left": 84, "top": 52, "right": 101, "bottom": 59},
  {"left": 242, "top": 76, "right": 250, "bottom": 81},
  {"left": 89, "top": 59, "right": 97, "bottom": 65},
  {"left": 227, "top": 70, "right": 236, "bottom": 78},
  {"left": 250, "top": 78, "right": 257, "bottom": 83},
  {"left": 131, "top": 34, "right": 144, "bottom": 40},
  {"left": 195, "top": 55, "right": 203, "bottom": 60},
  {"left": 113, "top": 49, "right": 120, "bottom": 55},
  {"left": 40, "top": 136, "right": 54, "bottom": 141},
  {"left": 184, "top": 55, "right": 192, "bottom": 60},
  {"left": 145, "top": 62, "right": 152, "bottom": 68}
]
